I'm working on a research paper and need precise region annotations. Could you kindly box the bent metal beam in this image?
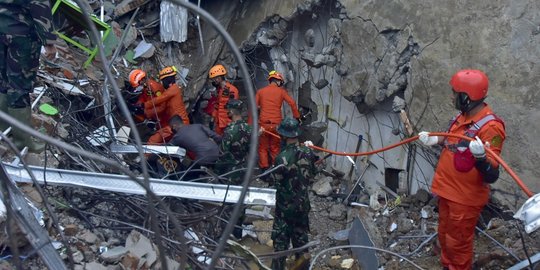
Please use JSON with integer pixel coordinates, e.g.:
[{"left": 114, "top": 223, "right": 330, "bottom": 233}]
[{"left": 3, "top": 163, "right": 275, "bottom": 206}]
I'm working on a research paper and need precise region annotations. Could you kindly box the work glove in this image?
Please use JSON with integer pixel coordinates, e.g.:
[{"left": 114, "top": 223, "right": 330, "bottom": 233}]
[
  {"left": 469, "top": 136, "right": 486, "bottom": 159},
  {"left": 418, "top": 131, "right": 439, "bottom": 146},
  {"left": 304, "top": 141, "right": 314, "bottom": 147},
  {"left": 258, "top": 126, "right": 265, "bottom": 136}
]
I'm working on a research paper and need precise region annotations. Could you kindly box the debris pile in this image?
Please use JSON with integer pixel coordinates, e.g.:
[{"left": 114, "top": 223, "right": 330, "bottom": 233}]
[{"left": 0, "top": 1, "right": 538, "bottom": 270}]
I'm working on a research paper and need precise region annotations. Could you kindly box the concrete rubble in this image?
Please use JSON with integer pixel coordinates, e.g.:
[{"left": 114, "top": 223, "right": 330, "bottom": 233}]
[{"left": 0, "top": 0, "right": 538, "bottom": 270}]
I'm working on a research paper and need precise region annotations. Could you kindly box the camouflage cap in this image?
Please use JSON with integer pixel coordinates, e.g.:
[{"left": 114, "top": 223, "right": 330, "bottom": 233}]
[
  {"left": 226, "top": 99, "right": 244, "bottom": 110},
  {"left": 277, "top": 117, "right": 301, "bottom": 138}
]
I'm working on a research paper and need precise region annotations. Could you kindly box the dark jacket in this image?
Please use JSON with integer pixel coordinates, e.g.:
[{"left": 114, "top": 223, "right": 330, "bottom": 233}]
[{"left": 169, "top": 124, "right": 222, "bottom": 165}]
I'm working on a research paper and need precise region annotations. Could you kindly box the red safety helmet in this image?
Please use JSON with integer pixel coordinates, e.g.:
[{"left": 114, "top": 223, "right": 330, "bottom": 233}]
[
  {"left": 267, "top": 70, "right": 284, "bottom": 82},
  {"left": 449, "top": 69, "right": 488, "bottom": 101},
  {"left": 129, "top": 69, "right": 147, "bottom": 88},
  {"left": 209, "top": 64, "right": 227, "bottom": 79}
]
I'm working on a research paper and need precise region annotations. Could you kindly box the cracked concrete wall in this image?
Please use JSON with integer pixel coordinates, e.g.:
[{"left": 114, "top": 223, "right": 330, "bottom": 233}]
[
  {"left": 198, "top": 0, "right": 539, "bottom": 204},
  {"left": 338, "top": 0, "right": 540, "bottom": 205}
]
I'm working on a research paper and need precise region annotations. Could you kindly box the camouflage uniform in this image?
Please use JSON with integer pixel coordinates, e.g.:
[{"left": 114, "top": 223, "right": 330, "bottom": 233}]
[
  {"left": 271, "top": 142, "right": 318, "bottom": 270},
  {"left": 215, "top": 119, "right": 252, "bottom": 185},
  {"left": 0, "top": 0, "right": 55, "bottom": 108}
]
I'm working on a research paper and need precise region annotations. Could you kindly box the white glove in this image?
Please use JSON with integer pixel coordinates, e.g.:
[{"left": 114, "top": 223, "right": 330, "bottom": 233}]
[
  {"left": 469, "top": 136, "right": 486, "bottom": 159},
  {"left": 304, "top": 141, "right": 314, "bottom": 147},
  {"left": 418, "top": 131, "right": 439, "bottom": 146},
  {"left": 258, "top": 127, "right": 265, "bottom": 135}
]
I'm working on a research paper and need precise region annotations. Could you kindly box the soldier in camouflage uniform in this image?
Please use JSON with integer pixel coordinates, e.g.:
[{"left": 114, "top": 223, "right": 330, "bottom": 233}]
[
  {"left": 271, "top": 117, "right": 319, "bottom": 270},
  {"left": 215, "top": 99, "right": 252, "bottom": 184},
  {"left": 215, "top": 99, "right": 252, "bottom": 238},
  {"left": 0, "top": 0, "right": 56, "bottom": 152}
]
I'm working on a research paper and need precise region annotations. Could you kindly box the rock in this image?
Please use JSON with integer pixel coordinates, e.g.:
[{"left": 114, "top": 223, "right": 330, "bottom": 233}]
[
  {"left": 392, "top": 96, "right": 406, "bottom": 112},
  {"left": 80, "top": 230, "right": 98, "bottom": 244},
  {"left": 340, "top": 258, "right": 355, "bottom": 269},
  {"left": 120, "top": 252, "right": 139, "bottom": 270},
  {"left": 85, "top": 262, "right": 107, "bottom": 270},
  {"left": 257, "top": 31, "right": 279, "bottom": 47},
  {"left": 304, "top": 29, "right": 315, "bottom": 47},
  {"left": 487, "top": 218, "right": 505, "bottom": 230},
  {"left": 328, "top": 255, "right": 341, "bottom": 268},
  {"left": 312, "top": 177, "right": 333, "bottom": 196},
  {"left": 421, "top": 205, "right": 434, "bottom": 219},
  {"left": 313, "top": 54, "right": 337, "bottom": 67},
  {"left": 107, "top": 238, "right": 121, "bottom": 246},
  {"left": 328, "top": 204, "right": 347, "bottom": 220},
  {"left": 83, "top": 250, "right": 95, "bottom": 261},
  {"left": 397, "top": 218, "right": 414, "bottom": 234},
  {"left": 125, "top": 230, "right": 157, "bottom": 267},
  {"left": 413, "top": 189, "right": 431, "bottom": 204},
  {"left": 252, "top": 220, "right": 272, "bottom": 245},
  {"left": 100, "top": 246, "right": 128, "bottom": 263},
  {"left": 73, "top": 250, "right": 84, "bottom": 264}
]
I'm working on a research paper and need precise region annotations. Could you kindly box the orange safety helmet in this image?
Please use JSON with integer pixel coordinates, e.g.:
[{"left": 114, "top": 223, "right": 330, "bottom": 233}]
[
  {"left": 209, "top": 64, "right": 227, "bottom": 79},
  {"left": 267, "top": 70, "right": 284, "bottom": 82},
  {"left": 129, "top": 69, "right": 147, "bottom": 88},
  {"left": 449, "top": 69, "right": 488, "bottom": 101},
  {"left": 159, "top": 66, "right": 177, "bottom": 80}
]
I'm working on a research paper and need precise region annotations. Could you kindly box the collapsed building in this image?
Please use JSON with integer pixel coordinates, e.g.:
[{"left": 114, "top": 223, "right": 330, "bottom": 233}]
[{"left": 0, "top": 0, "right": 539, "bottom": 269}]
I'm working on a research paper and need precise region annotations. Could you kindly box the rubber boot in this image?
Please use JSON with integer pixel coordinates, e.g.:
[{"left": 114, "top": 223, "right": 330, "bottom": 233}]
[
  {"left": 0, "top": 93, "right": 8, "bottom": 131},
  {"left": 7, "top": 106, "right": 45, "bottom": 153}
]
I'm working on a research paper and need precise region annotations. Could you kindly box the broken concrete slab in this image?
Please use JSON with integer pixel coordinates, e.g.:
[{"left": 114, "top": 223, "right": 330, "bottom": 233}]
[
  {"left": 133, "top": 40, "right": 155, "bottom": 59},
  {"left": 312, "top": 176, "right": 333, "bottom": 196},
  {"left": 125, "top": 230, "right": 157, "bottom": 267}
]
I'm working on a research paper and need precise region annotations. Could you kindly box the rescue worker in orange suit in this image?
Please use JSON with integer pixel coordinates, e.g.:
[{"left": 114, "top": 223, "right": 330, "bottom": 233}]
[
  {"left": 256, "top": 70, "right": 300, "bottom": 171},
  {"left": 126, "top": 69, "right": 166, "bottom": 127},
  {"left": 418, "top": 69, "right": 505, "bottom": 270},
  {"left": 208, "top": 64, "right": 239, "bottom": 135},
  {"left": 144, "top": 66, "right": 190, "bottom": 145}
]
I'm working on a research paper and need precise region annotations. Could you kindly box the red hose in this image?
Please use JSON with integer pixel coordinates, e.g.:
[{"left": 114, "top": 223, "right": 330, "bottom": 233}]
[{"left": 263, "top": 130, "right": 533, "bottom": 197}]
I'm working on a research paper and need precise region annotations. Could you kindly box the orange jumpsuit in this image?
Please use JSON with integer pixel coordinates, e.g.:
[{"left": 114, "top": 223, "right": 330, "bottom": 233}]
[
  {"left": 133, "top": 79, "right": 166, "bottom": 124},
  {"left": 213, "top": 81, "right": 239, "bottom": 135},
  {"left": 144, "top": 82, "right": 190, "bottom": 145},
  {"left": 431, "top": 104, "right": 505, "bottom": 270},
  {"left": 255, "top": 84, "right": 300, "bottom": 168}
]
